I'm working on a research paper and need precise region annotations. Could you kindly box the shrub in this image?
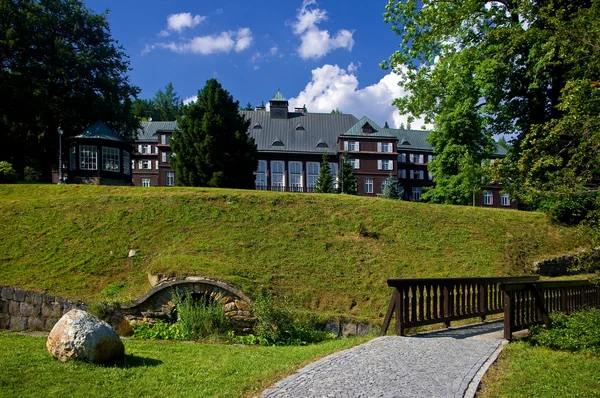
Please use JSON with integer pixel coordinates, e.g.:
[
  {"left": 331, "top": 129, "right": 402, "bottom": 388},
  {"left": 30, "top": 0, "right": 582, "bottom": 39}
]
[
  {"left": 529, "top": 308, "right": 600, "bottom": 355},
  {"left": 23, "top": 166, "right": 39, "bottom": 182},
  {"left": 132, "top": 320, "right": 181, "bottom": 340},
  {"left": 176, "top": 294, "right": 232, "bottom": 340},
  {"left": 0, "top": 161, "right": 18, "bottom": 183}
]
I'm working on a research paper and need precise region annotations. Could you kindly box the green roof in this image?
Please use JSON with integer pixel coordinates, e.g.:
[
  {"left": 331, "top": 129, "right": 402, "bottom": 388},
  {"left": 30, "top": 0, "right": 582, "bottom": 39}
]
[
  {"left": 75, "top": 121, "right": 125, "bottom": 142},
  {"left": 342, "top": 117, "right": 398, "bottom": 138},
  {"left": 270, "top": 89, "right": 287, "bottom": 102}
]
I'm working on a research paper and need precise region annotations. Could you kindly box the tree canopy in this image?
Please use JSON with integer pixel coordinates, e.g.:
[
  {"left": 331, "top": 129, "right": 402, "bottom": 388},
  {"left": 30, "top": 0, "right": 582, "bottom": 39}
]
[
  {"left": 383, "top": 0, "right": 600, "bottom": 214},
  {"left": 132, "top": 83, "right": 182, "bottom": 121},
  {"left": 316, "top": 152, "right": 335, "bottom": 193},
  {"left": 0, "top": 0, "right": 139, "bottom": 177},
  {"left": 170, "top": 79, "right": 258, "bottom": 188},
  {"left": 339, "top": 152, "right": 358, "bottom": 195}
]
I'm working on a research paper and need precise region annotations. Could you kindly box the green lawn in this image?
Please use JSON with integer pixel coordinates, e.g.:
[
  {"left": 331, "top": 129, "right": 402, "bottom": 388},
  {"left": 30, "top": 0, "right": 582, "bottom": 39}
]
[
  {"left": 478, "top": 342, "right": 600, "bottom": 397},
  {"left": 0, "top": 332, "right": 367, "bottom": 398}
]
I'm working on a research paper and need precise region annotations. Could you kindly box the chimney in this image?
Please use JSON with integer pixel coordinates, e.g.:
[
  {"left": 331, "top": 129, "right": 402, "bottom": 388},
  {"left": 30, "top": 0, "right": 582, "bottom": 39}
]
[
  {"left": 295, "top": 107, "right": 305, "bottom": 114},
  {"left": 256, "top": 105, "right": 266, "bottom": 112}
]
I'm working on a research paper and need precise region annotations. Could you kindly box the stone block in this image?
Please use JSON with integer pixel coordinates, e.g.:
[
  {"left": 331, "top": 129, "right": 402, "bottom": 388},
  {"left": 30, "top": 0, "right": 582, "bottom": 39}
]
[
  {"left": 1, "top": 287, "right": 14, "bottom": 300},
  {"left": 224, "top": 302, "right": 237, "bottom": 312},
  {"left": 26, "top": 292, "right": 43, "bottom": 306},
  {"left": 0, "top": 299, "right": 8, "bottom": 314},
  {"left": 28, "top": 317, "right": 45, "bottom": 331},
  {"left": 0, "top": 313, "right": 9, "bottom": 329},
  {"left": 235, "top": 300, "right": 251, "bottom": 311},
  {"left": 9, "top": 316, "right": 26, "bottom": 331},
  {"left": 341, "top": 321, "right": 358, "bottom": 338},
  {"left": 20, "top": 302, "right": 41, "bottom": 317},
  {"left": 219, "top": 296, "right": 234, "bottom": 305},
  {"left": 324, "top": 319, "right": 340, "bottom": 338},
  {"left": 357, "top": 323, "right": 374, "bottom": 336},
  {"left": 13, "top": 289, "right": 25, "bottom": 302},
  {"left": 8, "top": 300, "right": 20, "bottom": 315},
  {"left": 42, "top": 302, "right": 63, "bottom": 318},
  {"left": 225, "top": 311, "right": 237, "bottom": 317}
]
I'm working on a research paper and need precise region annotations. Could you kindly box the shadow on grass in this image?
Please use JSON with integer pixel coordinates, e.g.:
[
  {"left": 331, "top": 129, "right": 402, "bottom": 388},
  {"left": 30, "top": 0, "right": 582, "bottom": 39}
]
[{"left": 105, "top": 354, "right": 163, "bottom": 368}]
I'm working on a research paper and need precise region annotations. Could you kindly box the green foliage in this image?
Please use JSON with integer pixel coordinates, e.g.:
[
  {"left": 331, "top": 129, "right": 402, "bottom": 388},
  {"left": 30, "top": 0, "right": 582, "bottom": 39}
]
[
  {"left": 338, "top": 152, "right": 357, "bottom": 195},
  {"left": 330, "top": 108, "right": 342, "bottom": 114},
  {"left": 0, "top": 161, "right": 17, "bottom": 184},
  {"left": 0, "top": 0, "right": 140, "bottom": 177},
  {"left": 241, "top": 102, "right": 254, "bottom": 111},
  {"left": 170, "top": 78, "right": 258, "bottom": 188},
  {"left": 251, "top": 293, "right": 335, "bottom": 346},
  {"left": 381, "top": 174, "right": 399, "bottom": 199},
  {"left": 383, "top": 121, "right": 390, "bottom": 128},
  {"left": 175, "top": 294, "right": 232, "bottom": 340},
  {"left": 315, "top": 152, "right": 335, "bottom": 193},
  {"left": 153, "top": 82, "right": 182, "bottom": 121},
  {"left": 529, "top": 308, "right": 600, "bottom": 355},
  {"left": 22, "top": 166, "right": 39, "bottom": 183},
  {"left": 132, "top": 320, "right": 181, "bottom": 340}
]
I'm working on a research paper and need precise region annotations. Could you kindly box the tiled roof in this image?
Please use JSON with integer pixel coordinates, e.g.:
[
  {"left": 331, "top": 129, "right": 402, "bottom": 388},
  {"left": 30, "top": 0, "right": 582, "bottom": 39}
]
[
  {"left": 137, "top": 121, "right": 178, "bottom": 142},
  {"left": 75, "top": 121, "right": 125, "bottom": 142},
  {"left": 270, "top": 89, "right": 287, "bottom": 102},
  {"left": 241, "top": 111, "right": 358, "bottom": 153}
]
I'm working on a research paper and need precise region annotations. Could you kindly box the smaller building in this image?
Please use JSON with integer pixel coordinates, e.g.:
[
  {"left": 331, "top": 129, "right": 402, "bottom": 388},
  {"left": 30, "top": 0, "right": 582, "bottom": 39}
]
[{"left": 67, "top": 121, "right": 133, "bottom": 185}]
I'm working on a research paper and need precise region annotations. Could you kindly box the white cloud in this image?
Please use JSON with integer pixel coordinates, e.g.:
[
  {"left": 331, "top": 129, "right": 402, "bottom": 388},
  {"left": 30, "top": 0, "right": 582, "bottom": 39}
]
[
  {"left": 347, "top": 62, "right": 359, "bottom": 73},
  {"left": 269, "top": 46, "right": 279, "bottom": 56},
  {"left": 155, "top": 28, "right": 253, "bottom": 55},
  {"left": 292, "top": 0, "right": 354, "bottom": 60},
  {"left": 167, "top": 13, "right": 207, "bottom": 33},
  {"left": 288, "top": 64, "right": 432, "bottom": 130},
  {"left": 183, "top": 96, "right": 197, "bottom": 105}
]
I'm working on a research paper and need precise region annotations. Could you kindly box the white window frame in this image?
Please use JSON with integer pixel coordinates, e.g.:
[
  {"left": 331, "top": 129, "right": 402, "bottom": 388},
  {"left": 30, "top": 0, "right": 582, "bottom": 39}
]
[
  {"left": 484, "top": 191, "right": 494, "bottom": 205},
  {"left": 344, "top": 141, "right": 360, "bottom": 151},
  {"left": 398, "top": 153, "right": 407, "bottom": 163},
  {"left": 123, "top": 152, "right": 130, "bottom": 175},
  {"left": 102, "top": 147, "right": 120, "bottom": 172},
  {"left": 255, "top": 160, "right": 267, "bottom": 189},
  {"left": 348, "top": 158, "right": 360, "bottom": 169},
  {"left": 141, "top": 145, "right": 151, "bottom": 154},
  {"left": 306, "top": 162, "right": 320, "bottom": 191},
  {"left": 141, "top": 160, "right": 151, "bottom": 170},
  {"left": 329, "top": 163, "right": 339, "bottom": 189},
  {"left": 80, "top": 145, "right": 97, "bottom": 170},
  {"left": 412, "top": 187, "right": 422, "bottom": 201},
  {"left": 166, "top": 171, "right": 175, "bottom": 186},
  {"left": 161, "top": 152, "right": 167, "bottom": 163},
  {"left": 161, "top": 135, "right": 167, "bottom": 145},
  {"left": 271, "top": 161, "right": 285, "bottom": 191},
  {"left": 141, "top": 177, "right": 151, "bottom": 187},
  {"left": 288, "top": 161, "right": 303, "bottom": 192},
  {"left": 377, "top": 142, "right": 393, "bottom": 153},
  {"left": 427, "top": 154, "right": 433, "bottom": 163},
  {"left": 365, "top": 178, "right": 373, "bottom": 194},
  {"left": 501, "top": 193, "right": 510, "bottom": 206}
]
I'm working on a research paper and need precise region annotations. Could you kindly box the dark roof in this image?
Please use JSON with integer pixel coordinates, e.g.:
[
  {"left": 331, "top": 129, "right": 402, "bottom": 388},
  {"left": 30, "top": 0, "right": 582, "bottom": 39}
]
[
  {"left": 137, "top": 121, "right": 178, "bottom": 142},
  {"left": 75, "top": 121, "right": 125, "bottom": 142},
  {"left": 241, "top": 111, "right": 359, "bottom": 154},
  {"left": 270, "top": 89, "right": 287, "bottom": 102}
]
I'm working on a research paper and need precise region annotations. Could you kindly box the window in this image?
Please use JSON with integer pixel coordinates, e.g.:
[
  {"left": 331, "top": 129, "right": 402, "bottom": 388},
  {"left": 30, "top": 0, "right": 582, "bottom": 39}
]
[
  {"left": 289, "top": 161, "right": 303, "bottom": 192},
  {"left": 141, "top": 160, "right": 151, "bottom": 170},
  {"left": 365, "top": 178, "right": 373, "bottom": 194},
  {"left": 412, "top": 187, "right": 422, "bottom": 201},
  {"left": 166, "top": 171, "right": 175, "bottom": 186},
  {"left": 427, "top": 154, "right": 433, "bottom": 163},
  {"left": 161, "top": 152, "right": 167, "bottom": 163},
  {"left": 306, "top": 162, "right": 320, "bottom": 191},
  {"left": 348, "top": 158, "right": 360, "bottom": 169},
  {"left": 140, "top": 145, "right": 151, "bottom": 154},
  {"left": 410, "top": 170, "right": 424, "bottom": 180},
  {"left": 329, "top": 163, "right": 339, "bottom": 189},
  {"left": 70, "top": 147, "right": 76, "bottom": 170},
  {"left": 410, "top": 154, "right": 424, "bottom": 163},
  {"left": 378, "top": 160, "right": 394, "bottom": 170},
  {"left": 80, "top": 145, "right": 97, "bottom": 170},
  {"left": 255, "top": 160, "right": 267, "bottom": 189},
  {"left": 378, "top": 142, "right": 393, "bottom": 153},
  {"left": 381, "top": 179, "right": 389, "bottom": 192},
  {"left": 484, "top": 191, "right": 493, "bottom": 205},
  {"left": 398, "top": 153, "right": 407, "bottom": 163},
  {"left": 102, "top": 147, "right": 120, "bottom": 172},
  {"left": 271, "top": 161, "right": 285, "bottom": 191},
  {"left": 141, "top": 177, "right": 151, "bottom": 187},
  {"left": 428, "top": 171, "right": 433, "bottom": 181},
  {"left": 155, "top": 160, "right": 159, "bottom": 169},
  {"left": 398, "top": 169, "right": 406, "bottom": 179},
  {"left": 131, "top": 160, "right": 135, "bottom": 170},
  {"left": 123, "top": 152, "right": 130, "bottom": 175},
  {"left": 344, "top": 141, "right": 360, "bottom": 151},
  {"left": 501, "top": 193, "right": 510, "bottom": 206}
]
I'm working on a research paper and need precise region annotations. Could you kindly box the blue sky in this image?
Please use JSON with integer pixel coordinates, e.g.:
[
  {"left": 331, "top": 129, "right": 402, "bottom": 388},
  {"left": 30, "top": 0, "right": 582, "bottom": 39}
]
[{"left": 85, "top": 0, "right": 426, "bottom": 128}]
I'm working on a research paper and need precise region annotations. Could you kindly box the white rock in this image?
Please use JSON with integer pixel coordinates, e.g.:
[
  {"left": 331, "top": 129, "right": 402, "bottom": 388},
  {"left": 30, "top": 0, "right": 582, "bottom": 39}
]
[
  {"left": 46, "top": 309, "right": 124, "bottom": 364},
  {"left": 128, "top": 249, "right": 136, "bottom": 257}
]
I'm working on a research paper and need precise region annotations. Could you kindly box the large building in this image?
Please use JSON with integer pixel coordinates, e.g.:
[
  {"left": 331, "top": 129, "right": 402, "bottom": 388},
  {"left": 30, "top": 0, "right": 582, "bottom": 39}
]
[{"left": 131, "top": 90, "right": 516, "bottom": 209}]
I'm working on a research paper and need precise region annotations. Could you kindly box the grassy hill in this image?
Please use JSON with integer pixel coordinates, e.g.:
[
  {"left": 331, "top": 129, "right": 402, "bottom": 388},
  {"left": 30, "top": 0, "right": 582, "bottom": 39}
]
[{"left": 0, "top": 185, "right": 591, "bottom": 322}]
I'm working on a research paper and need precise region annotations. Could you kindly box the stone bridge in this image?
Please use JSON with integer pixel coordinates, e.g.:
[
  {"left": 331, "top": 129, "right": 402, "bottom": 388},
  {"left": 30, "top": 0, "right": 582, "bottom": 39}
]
[{"left": 121, "top": 277, "right": 255, "bottom": 332}]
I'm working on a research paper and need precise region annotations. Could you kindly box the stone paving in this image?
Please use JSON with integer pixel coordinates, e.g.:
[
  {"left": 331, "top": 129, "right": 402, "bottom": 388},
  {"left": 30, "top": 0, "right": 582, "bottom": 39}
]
[{"left": 262, "top": 321, "right": 505, "bottom": 398}]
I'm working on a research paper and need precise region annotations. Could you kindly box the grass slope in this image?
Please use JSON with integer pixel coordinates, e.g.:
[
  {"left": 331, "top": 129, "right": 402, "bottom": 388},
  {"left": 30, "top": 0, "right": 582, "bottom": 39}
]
[
  {"left": 0, "top": 185, "right": 590, "bottom": 321},
  {"left": 0, "top": 332, "right": 366, "bottom": 397}
]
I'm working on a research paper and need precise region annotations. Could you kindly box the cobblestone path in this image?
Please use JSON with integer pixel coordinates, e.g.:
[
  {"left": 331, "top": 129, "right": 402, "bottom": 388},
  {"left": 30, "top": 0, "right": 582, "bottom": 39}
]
[{"left": 262, "top": 321, "right": 505, "bottom": 398}]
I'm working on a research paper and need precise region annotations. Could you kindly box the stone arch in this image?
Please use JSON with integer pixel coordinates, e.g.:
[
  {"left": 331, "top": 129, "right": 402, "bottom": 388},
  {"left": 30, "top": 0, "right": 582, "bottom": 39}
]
[{"left": 121, "top": 277, "right": 255, "bottom": 332}]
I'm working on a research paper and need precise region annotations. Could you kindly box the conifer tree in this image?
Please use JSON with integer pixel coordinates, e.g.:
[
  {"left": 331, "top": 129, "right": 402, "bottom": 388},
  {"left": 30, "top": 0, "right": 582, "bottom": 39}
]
[
  {"left": 315, "top": 152, "right": 334, "bottom": 193},
  {"left": 339, "top": 152, "right": 358, "bottom": 195},
  {"left": 170, "top": 78, "right": 257, "bottom": 188},
  {"left": 384, "top": 121, "right": 390, "bottom": 128},
  {"left": 381, "top": 174, "right": 400, "bottom": 199}
]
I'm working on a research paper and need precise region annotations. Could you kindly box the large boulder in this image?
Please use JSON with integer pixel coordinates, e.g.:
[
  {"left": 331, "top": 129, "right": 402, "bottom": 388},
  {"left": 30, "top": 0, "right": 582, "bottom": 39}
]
[{"left": 46, "top": 309, "right": 124, "bottom": 364}]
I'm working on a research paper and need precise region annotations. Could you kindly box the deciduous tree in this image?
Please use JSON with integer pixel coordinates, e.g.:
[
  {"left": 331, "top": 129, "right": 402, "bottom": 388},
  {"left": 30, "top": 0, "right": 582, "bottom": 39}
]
[{"left": 170, "top": 79, "right": 258, "bottom": 188}]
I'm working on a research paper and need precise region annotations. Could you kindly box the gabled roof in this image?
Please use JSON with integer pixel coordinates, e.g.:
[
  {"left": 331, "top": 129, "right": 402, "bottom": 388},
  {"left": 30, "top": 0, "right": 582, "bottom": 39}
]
[
  {"left": 75, "top": 121, "right": 125, "bottom": 142},
  {"left": 137, "top": 121, "right": 178, "bottom": 142},
  {"left": 270, "top": 89, "right": 287, "bottom": 102},
  {"left": 342, "top": 116, "right": 398, "bottom": 138},
  {"left": 315, "top": 139, "right": 329, "bottom": 148}
]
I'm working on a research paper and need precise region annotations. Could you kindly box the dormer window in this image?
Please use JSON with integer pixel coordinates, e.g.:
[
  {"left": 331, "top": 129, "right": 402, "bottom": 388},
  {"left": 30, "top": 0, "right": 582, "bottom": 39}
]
[
  {"left": 253, "top": 123, "right": 262, "bottom": 129},
  {"left": 295, "top": 123, "right": 305, "bottom": 131},
  {"left": 361, "top": 123, "right": 374, "bottom": 135},
  {"left": 271, "top": 138, "right": 284, "bottom": 147},
  {"left": 316, "top": 139, "right": 329, "bottom": 148}
]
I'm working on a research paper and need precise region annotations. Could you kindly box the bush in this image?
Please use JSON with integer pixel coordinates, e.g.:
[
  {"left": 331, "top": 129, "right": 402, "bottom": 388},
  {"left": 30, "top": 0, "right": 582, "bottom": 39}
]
[
  {"left": 0, "top": 161, "right": 18, "bottom": 183},
  {"left": 132, "top": 320, "right": 181, "bottom": 340},
  {"left": 23, "top": 166, "right": 39, "bottom": 183},
  {"left": 176, "top": 295, "right": 232, "bottom": 340},
  {"left": 529, "top": 308, "right": 600, "bottom": 355}
]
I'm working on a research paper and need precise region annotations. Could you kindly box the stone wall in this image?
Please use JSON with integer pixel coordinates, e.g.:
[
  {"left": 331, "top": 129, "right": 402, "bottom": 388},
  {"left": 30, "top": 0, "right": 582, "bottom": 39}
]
[
  {"left": 0, "top": 286, "right": 87, "bottom": 332},
  {"left": 534, "top": 247, "right": 600, "bottom": 276}
]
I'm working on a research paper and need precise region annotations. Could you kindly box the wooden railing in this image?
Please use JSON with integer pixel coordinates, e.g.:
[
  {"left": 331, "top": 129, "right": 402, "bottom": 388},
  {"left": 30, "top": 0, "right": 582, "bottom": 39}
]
[
  {"left": 380, "top": 276, "right": 539, "bottom": 336},
  {"left": 501, "top": 280, "right": 600, "bottom": 340}
]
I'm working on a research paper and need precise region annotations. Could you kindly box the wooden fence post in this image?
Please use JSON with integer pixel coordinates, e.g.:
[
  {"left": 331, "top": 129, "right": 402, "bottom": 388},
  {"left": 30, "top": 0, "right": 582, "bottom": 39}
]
[
  {"left": 560, "top": 287, "right": 567, "bottom": 313},
  {"left": 396, "top": 288, "right": 404, "bottom": 336},
  {"left": 479, "top": 282, "right": 487, "bottom": 322},
  {"left": 443, "top": 284, "right": 451, "bottom": 328},
  {"left": 380, "top": 290, "right": 398, "bottom": 336},
  {"left": 503, "top": 289, "right": 514, "bottom": 340}
]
